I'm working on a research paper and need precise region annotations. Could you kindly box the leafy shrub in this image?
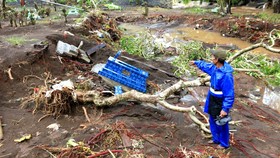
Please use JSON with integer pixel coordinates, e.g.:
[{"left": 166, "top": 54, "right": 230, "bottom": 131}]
[
  {"left": 231, "top": 53, "right": 280, "bottom": 86},
  {"left": 120, "top": 32, "right": 164, "bottom": 59},
  {"left": 257, "top": 12, "right": 280, "bottom": 24},
  {"left": 172, "top": 41, "right": 208, "bottom": 77}
]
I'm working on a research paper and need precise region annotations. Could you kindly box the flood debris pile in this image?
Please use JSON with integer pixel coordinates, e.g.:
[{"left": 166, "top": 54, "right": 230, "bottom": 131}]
[
  {"left": 37, "top": 122, "right": 137, "bottom": 157},
  {"left": 82, "top": 12, "right": 122, "bottom": 42}
]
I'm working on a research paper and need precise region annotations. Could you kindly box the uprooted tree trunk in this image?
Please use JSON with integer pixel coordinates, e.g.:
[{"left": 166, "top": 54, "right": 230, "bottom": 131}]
[{"left": 74, "top": 29, "right": 280, "bottom": 135}]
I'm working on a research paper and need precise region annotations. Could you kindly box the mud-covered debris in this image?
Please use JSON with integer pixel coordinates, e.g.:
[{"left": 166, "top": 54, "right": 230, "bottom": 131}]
[
  {"left": 56, "top": 40, "right": 91, "bottom": 63},
  {"left": 82, "top": 12, "right": 122, "bottom": 41},
  {"left": 86, "top": 43, "right": 106, "bottom": 59},
  {"left": 66, "top": 138, "right": 79, "bottom": 147},
  {"left": 47, "top": 123, "right": 61, "bottom": 131}
]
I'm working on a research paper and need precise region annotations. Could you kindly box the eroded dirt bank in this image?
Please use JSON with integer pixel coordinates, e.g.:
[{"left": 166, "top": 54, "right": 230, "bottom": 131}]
[{"left": 0, "top": 6, "right": 280, "bottom": 158}]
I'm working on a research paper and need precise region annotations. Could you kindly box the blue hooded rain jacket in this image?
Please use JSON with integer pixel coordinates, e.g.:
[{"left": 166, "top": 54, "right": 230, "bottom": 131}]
[
  {"left": 194, "top": 60, "right": 234, "bottom": 115},
  {"left": 194, "top": 60, "right": 234, "bottom": 148}
]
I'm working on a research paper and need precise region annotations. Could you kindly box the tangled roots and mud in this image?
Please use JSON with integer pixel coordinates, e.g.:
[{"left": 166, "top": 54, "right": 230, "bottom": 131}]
[
  {"left": 21, "top": 87, "right": 76, "bottom": 118},
  {"left": 82, "top": 12, "right": 122, "bottom": 42},
  {"left": 43, "top": 89, "right": 76, "bottom": 117}
]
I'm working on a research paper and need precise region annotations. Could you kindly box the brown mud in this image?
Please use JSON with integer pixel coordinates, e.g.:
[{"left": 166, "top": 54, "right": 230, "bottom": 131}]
[{"left": 0, "top": 6, "right": 280, "bottom": 158}]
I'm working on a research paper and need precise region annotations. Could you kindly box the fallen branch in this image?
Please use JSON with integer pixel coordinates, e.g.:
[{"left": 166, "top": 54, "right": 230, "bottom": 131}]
[
  {"left": 75, "top": 79, "right": 211, "bottom": 134},
  {"left": 188, "top": 111, "right": 210, "bottom": 133},
  {"left": 88, "top": 150, "right": 123, "bottom": 158},
  {"left": 229, "top": 120, "right": 242, "bottom": 126},
  {"left": 227, "top": 30, "right": 280, "bottom": 63}
]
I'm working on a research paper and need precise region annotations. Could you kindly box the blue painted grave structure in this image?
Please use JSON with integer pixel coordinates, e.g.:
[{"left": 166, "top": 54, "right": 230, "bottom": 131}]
[{"left": 98, "top": 51, "right": 149, "bottom": 93}]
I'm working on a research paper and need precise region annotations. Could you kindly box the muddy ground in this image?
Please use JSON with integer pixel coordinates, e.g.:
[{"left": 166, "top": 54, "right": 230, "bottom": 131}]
[{"left": 0, "top": 6, "right": 280, "bottom": 158}]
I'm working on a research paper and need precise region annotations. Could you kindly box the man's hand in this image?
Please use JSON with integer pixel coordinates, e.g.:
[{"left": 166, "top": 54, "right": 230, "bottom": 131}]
[
  {"left": 189, "top": 61, "right": 195, "bottom": 66},
  {"left": 220, "top": 110, "right": 227, "bottom": 117}
]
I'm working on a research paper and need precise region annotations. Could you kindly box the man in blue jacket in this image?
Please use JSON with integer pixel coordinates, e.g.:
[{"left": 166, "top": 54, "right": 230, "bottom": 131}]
[{"left": 190, "top": 49, "right": 235, "bottom": 149}]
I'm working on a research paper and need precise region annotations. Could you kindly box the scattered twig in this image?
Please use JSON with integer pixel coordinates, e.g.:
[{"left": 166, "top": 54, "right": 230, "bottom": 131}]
[
  {"left": 44, "top": 72, "right": 51, "bottom": 87},
  {"left": 87, "top": 129, "right": 109, "bottom": 145},
  {"left": 41, "top": 148, "right": 57, "bottom": 158},
  {"left": 237, "top": 138, "right": 274, "bottom": 158},
  {"left": 38, "top": 114, "right": 52, "bottom": 122},
  {"left": 229, "top": 120, "right": 242, "bottom": 125},
  {"left": 88, "top": 150, "right": 123, "bottom": 158},
  {"left": 0, "top": 153, "right": 12, "bottom": 158},
  {"left": 23, "top": 75, "right": 43, "bottom": 83},
  {"left": 82, "top": 106, "right": 91, "bottom": 123},
  {"left": 0, "top": 116, "right": 3, "bottom": 140},
  {"left": 5, "top": 66, "right": 14, "bottom": 80},
  {"left": 129, "top": 124, "right": 170, "bottom": 154},
  {"left": 108, "top": 149, "right": 116, "bottom": 158},
  {"left": 12, "top": 117, "right": 24, "bottom": 125}
]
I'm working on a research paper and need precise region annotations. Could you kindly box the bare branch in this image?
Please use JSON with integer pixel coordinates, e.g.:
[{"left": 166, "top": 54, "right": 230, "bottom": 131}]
[{"left": 227, "top": 29, "right": 280, "bottom": 63}]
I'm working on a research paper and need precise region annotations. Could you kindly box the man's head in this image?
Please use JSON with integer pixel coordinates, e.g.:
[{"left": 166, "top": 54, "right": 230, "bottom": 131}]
[{"left": 210, "top": 49, "right": 227, "bottom": 66}]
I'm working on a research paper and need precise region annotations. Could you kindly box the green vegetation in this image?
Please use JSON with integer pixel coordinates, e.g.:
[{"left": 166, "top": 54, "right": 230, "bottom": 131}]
[
  {"left": 6, "top": 0, "right": 17, "bottom": 3},
  {"left": 182, "top": 0, "right": 191, "bottom": 4},
  {"left": 120, "top": 32, "right": 280, "bottom": 86},
  {"left": 231, "top": 0, "right": 241, "bottom": 5},
  {"left": 232, "top": 12, "right": 280, "bottom": 24},
  {"left": 171, "top": 41, "right": 209, "bottom": 77},
  {"left": 57, "top": 0, "right": 67, "bottom": 4},
  {"left": 257, "top": 12, "right": 280, "bottom": 24},
  {"left": 185, "top": 7, "right": 209, "bottom": 14},
  {"left": 231, "top": 53, "right": 280, "bottom": 86},
  {"left": 120, "top": 32, "right": 164, "bottom": 59},
  {"left": 104, "top": 3, "right": 122, "bottom": 10},
  {"left": 5, "top": 36, "right": 27, "bottom": 45}
]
